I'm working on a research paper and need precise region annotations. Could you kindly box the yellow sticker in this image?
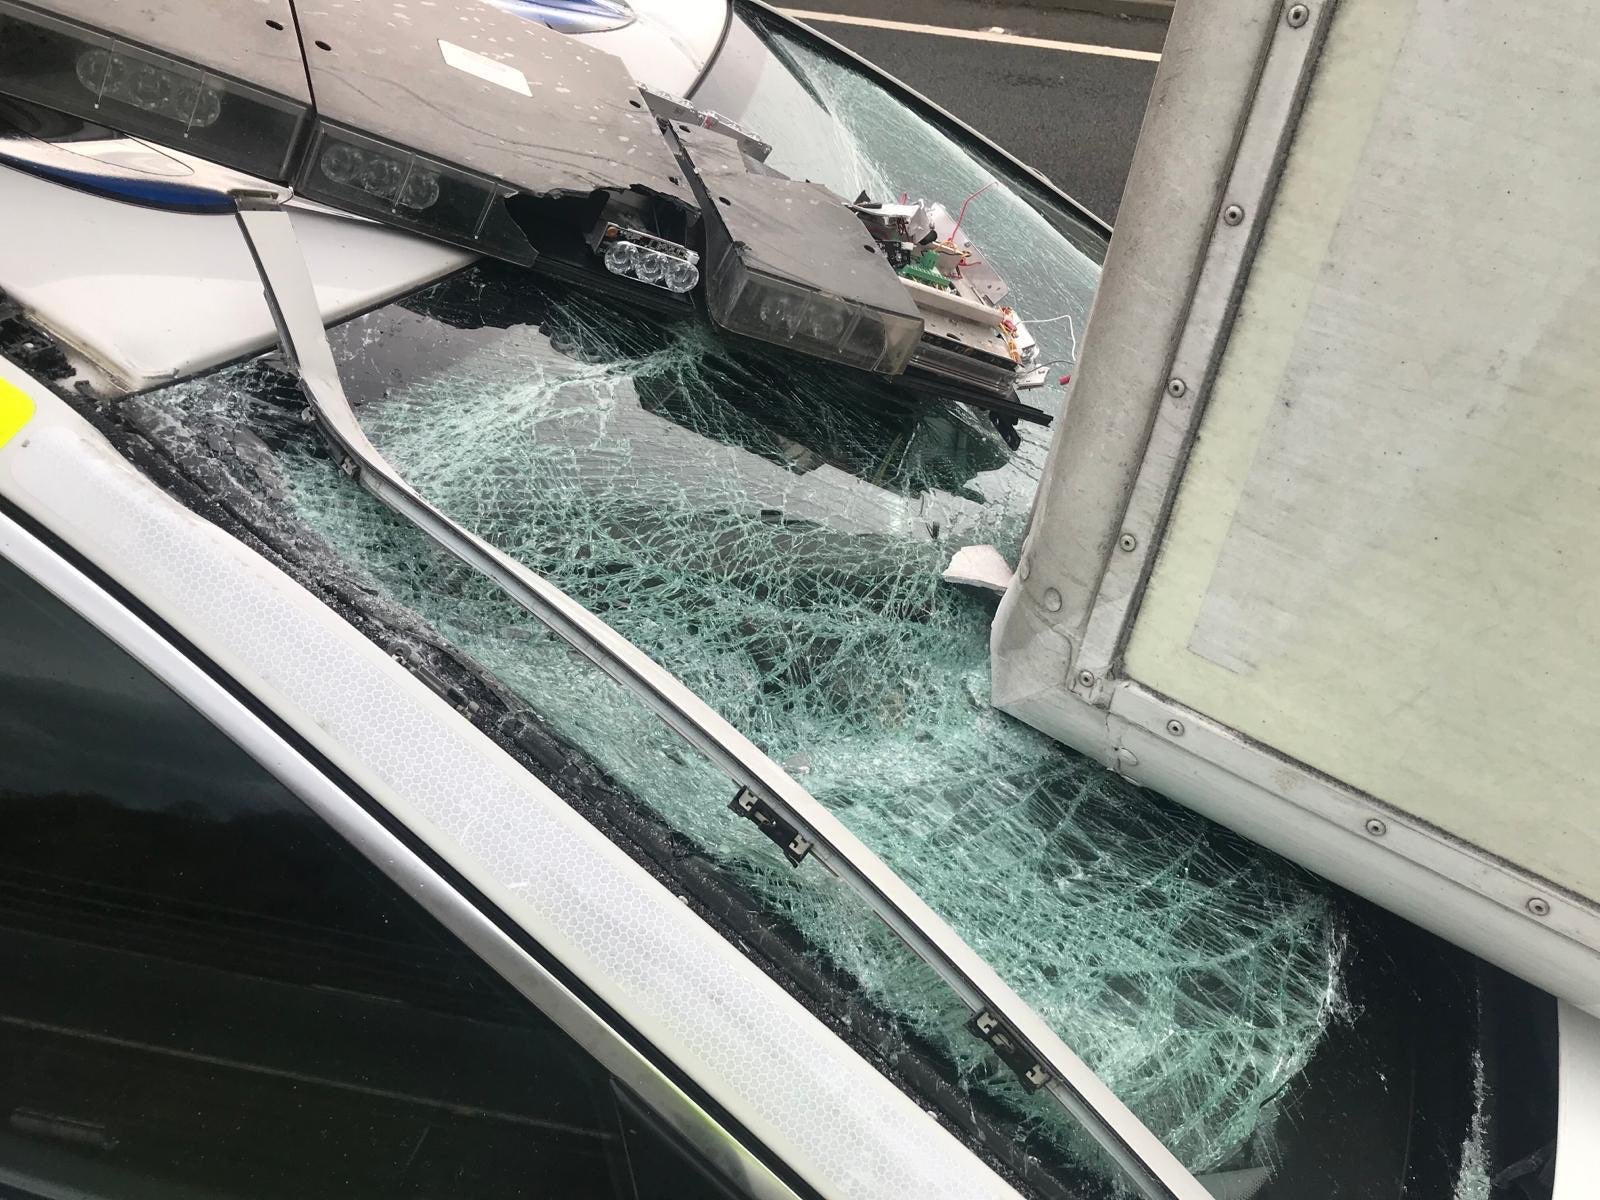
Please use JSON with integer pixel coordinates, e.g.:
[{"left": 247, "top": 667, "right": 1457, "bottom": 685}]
[{"left": 0, "top": 378, "right": 35, "bottom": 448}]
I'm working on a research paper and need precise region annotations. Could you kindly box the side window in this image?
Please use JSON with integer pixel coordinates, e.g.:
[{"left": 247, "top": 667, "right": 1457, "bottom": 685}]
[{"left": 0, "top": 554, "right": 743, "bottom": 1200}]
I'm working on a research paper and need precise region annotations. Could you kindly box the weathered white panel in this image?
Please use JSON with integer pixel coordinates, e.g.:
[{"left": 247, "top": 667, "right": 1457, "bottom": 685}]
[{"left": 1126, "top": 0, "right": 1600, "bottom": 899}]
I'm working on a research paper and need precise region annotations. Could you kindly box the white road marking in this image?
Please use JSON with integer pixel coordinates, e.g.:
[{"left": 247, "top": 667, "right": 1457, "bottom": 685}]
[{"left": 775, "top": 9, "right": 1163, "bottom": 61}]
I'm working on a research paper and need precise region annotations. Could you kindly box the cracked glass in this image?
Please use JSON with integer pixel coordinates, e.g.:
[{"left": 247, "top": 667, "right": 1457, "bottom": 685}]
[
  {"left": 125, "top": 11, "right": 1345, "bottom": 1197},
  {"left": 143, "top": 288, "right": 1339, "bottom": 1198}
]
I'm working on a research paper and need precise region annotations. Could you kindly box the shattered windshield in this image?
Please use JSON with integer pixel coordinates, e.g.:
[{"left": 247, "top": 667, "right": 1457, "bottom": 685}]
[{"left": 123, "top": 10, "right": 1343, "bottom": 1198}]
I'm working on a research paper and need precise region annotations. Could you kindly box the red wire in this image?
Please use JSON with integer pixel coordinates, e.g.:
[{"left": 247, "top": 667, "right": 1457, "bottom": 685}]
[{"left": 949, "top": 181, "right": 994, "bottom": 245}]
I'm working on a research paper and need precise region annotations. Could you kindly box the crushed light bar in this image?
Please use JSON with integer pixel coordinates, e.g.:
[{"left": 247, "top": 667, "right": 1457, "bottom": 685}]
[
  {"left": 702, "top": 230, "right": 922, "bottom": 374},
  {"left": 673, "top": 125, "right": 923, "bottom": 376},
  {"left": 296, "top": 123, "right": 535, "bottom": 265},
  {"left": 0, "top": 1, "right": 307, "bottom": 182}
]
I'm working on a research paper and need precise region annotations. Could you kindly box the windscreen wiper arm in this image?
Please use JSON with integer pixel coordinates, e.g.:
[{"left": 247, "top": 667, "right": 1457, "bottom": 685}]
[{"left": 230, "top": 193, "right": 1211, "bottom": 1200}]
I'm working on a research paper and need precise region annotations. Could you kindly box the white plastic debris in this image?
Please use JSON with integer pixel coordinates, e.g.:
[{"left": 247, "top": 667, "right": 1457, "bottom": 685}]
[{"left": 942, "top": 544, "right": 1014, "bottom": 595}]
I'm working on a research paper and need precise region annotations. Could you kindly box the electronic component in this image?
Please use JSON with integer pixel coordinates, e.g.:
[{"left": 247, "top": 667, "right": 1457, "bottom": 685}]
[{"left": 847, "top": 191, "right": 1052, "bottom": 422}]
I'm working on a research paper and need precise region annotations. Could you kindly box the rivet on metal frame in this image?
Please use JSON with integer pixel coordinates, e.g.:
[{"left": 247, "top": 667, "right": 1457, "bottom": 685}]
[
  {"left": 1117, "top": 532, "right": 1138, "bottom": 552},
  {"left": 1364, "top": 817, "right": 1388, "bottom": 837},
  {"left": 1076, "top": 668, "right": 1096, "bottom": 689},
  {"left": 1222, "top": 203, "right": 1246, "bottom": 226},
  {"left": 1527, "top": 897, "right": 1552, "bottom": 918},
  {"left": 1285, "top": 3, "right": 1310, "bottom": 28},
  {"left": 1165, "top": 718, "right": 1185, "bottom": 737},
  {"left": 1043, "top": 587, "right": 1063, "bottom": 612},
  {"left": 1166, "top": 377, "right": 1187, "bottom": 398}
]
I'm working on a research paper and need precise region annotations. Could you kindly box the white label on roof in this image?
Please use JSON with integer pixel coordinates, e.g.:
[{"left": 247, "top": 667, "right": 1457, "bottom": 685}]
[{"left": 437, "top": 40, "right": 531, "bottom": 97}]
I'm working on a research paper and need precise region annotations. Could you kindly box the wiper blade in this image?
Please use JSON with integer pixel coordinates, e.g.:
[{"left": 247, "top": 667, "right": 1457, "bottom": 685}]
[{"left": 231, "top": 194, "right": 1209, "bottom": 1200}]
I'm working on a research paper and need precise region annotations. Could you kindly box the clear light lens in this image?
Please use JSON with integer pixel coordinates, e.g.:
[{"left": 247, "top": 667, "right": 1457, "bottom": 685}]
[
  {"left": 319, "top": 143, "right": 364, "bottom": 185},
  {"left": 633, "top": 247, "right": 667, "bottom": 284},
  {"left": 397, "top": 167, "right": 440, "bottom": 210},
  {"left": 74, "top": 48, "right": 223, "bottom": 129},
  {"left": 759, "top": 294, "right": 803, "bottom": 337},
  {"left": 602, "top": 240, "right": 697, "bottom": 293},
  {"left": 74, "top": 47, "right": 107, "bottom": 91},
  {"left": 604, "top": 240, "right": 639, "bottom": 274},
  {"left": 664, "top": 258, "right": 699, "bottom": 293},
  {"left": 360, "top": 155, "right": 403, "bottom": 200},
  {"left": 757, "top": 292, "right": 787, "bottom": 328},
  {"left": 190, "top": 85, "right": 223, "bottom": 127},
  {"left": 706, "top": 240, "right": 919, "bottom": 375},
  {"left": 810, "top": 307, "right": 847, "bottom": 342},
  {"left": 319, "top": 143, "right": 439, "bottom": 211},
  {"left": 299, "top": 125, "right": 530, "bottom": 262}
]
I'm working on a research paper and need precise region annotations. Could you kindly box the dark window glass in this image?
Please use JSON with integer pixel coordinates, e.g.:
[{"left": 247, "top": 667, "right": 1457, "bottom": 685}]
[{"left": 0, "top": 554, "right": 743, "bottom": 1200}]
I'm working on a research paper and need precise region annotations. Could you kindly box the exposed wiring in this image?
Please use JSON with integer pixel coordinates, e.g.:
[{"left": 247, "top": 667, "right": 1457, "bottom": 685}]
[
  {"left": 1024, "top": 313, "right": 1079, "bottom": 361},
  {"left": 949, "top": 181, "right": 994, "bottom": 245}
]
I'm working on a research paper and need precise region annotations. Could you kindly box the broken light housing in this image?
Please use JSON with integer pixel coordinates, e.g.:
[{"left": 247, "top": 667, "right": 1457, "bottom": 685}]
[
  {"left": 695, "top": 194, "right": 920, "bottom": 373},
  {"left": 673, "top": 124, "right": 923, "bottom": 375},
  {"left": 703, "top": 233, "right": 921, "bottom": 373},
  {"left": 0, "top": 0, "right": 307, "bottom": 182}
]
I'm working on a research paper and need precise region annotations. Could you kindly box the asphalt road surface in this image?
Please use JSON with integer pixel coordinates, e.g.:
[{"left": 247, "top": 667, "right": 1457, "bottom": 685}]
[{"left": 777, "top": 0, "right": 1166, "bottom": 222}]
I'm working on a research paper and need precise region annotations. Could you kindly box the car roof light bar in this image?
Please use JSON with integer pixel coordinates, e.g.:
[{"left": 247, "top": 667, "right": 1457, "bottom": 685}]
[
  {"left": 230, "top": 194, "right": 1211, "bottom": 1200},
  {"left": 296, "top": 121, "right": 535, "bottom": 265},
  {"left": 0, "top": 0, "right": 310, "bottom": 184}
]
